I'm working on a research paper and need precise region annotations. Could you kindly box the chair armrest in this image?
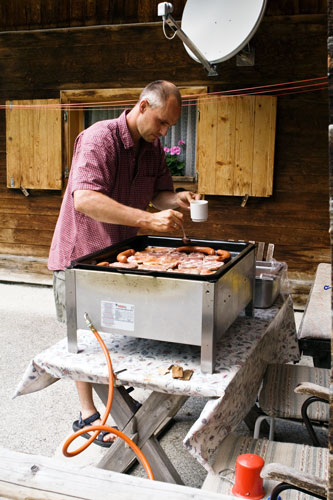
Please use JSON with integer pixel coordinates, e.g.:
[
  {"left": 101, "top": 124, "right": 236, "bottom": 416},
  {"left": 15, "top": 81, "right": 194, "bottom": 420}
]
[
  {"left": 261, "top": 463, "right": 327, "bottom": 498},
  {"left": 294, "top": 382, "right": 329, "bottom": 401}
]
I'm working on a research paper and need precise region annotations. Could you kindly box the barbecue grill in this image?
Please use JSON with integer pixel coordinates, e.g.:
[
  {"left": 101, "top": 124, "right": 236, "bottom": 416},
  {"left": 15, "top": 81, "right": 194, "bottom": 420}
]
[{"left": 65, "top": 236, "right": 256, "bottom": 373}]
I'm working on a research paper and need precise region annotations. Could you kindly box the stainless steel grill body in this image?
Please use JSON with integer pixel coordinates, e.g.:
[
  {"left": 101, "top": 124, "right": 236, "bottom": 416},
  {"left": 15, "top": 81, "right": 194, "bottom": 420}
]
[{"left": 66, "top": 237, "right": 255, "bottom": 373}]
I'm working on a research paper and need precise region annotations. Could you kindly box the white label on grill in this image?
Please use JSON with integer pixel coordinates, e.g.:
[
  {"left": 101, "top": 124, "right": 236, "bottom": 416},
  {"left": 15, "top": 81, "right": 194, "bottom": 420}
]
[{"left": 101, "top": 301, "right": 135, "bottom": 331}]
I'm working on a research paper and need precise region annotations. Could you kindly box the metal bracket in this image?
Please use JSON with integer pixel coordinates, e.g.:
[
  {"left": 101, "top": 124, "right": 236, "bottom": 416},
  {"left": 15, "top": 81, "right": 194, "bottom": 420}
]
[
  {"left": 236, "top": 44, "right": 255, "bottom": 66},
  {"left": 158, "top": 3, "right": 218, "bottom": 76},
  {"left": 20, "top": 185, "right": 30, "bottom": 197},
  {"left": 241, "top": 194, "right": 249, "bottom": 207}
]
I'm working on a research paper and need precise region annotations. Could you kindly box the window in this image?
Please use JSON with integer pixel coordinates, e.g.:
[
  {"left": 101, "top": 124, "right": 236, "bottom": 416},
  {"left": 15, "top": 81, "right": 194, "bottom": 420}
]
[
  {"left": 84, "top": 102, "right": 198, "bottom": 178},
  {"left": 61, "top": 88, "right": 206, "bottom": 182}
]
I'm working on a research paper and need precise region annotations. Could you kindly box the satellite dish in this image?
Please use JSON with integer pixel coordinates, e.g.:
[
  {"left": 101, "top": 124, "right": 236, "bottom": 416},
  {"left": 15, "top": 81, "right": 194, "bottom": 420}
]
[{"left": 181, "top": 0, "right": 267, "bottom": 65}]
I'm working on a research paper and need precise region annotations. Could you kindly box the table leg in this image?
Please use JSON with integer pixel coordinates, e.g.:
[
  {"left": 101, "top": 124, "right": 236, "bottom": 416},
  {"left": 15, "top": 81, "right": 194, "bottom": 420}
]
[
  {"left": 93, "top": 384, "right": 140, "bottom": 428},
  {"left": 94, "top": 388, "right": 188, "bottom": 484}
]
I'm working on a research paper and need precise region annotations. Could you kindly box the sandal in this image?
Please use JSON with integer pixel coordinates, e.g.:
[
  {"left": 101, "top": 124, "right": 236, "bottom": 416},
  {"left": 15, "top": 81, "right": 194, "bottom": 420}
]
[{"left": 72, "top": 411, "right": 118, "bottom": 448}]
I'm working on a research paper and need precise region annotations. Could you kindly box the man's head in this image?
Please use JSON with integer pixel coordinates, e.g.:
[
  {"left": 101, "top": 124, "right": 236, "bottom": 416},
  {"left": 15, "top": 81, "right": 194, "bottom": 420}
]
[{"left": 134, "top": 81, "right": 182, "bottom": 143}]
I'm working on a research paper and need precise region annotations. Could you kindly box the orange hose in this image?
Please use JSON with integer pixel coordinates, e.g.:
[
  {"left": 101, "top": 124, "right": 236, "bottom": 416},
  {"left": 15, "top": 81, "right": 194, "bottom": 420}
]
[{"left": 62, "top": 314, "right": 154, "bottom": 480}]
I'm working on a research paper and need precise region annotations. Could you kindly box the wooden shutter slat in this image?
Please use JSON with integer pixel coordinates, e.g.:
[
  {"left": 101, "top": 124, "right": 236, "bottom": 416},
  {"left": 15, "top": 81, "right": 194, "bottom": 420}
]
[
  {"left": 197, "top": 101, "right": 217, "bottom": 194},
  {"left": 234, "top": 96, "right": 255, "bottom": 196},
  {"left": 252, "top": 96, "right": 277, "bottom": 196},
  {"left": 216, "top": 97, "right": 237, "bottom": 195}
]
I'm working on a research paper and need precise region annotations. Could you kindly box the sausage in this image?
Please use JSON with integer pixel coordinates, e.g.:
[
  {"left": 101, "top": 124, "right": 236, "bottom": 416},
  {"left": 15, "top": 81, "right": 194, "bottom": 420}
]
[
  {"left": 177, "top": 246, "right": 215, "bottom": 255},
  {"left": 97, "top": 261, "right": 110, "bottom": 267},
  {"left": 116, "top": 248, "right": 135, "bottom": 263},
  {"left": 216, "top": 249, "right": 231, "bottom": 262}
]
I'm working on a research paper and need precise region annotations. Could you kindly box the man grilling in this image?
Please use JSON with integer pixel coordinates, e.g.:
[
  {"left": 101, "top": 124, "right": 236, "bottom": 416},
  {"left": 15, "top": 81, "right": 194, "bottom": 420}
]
[{"left": 48, "top": 80, "right": 200, "bottom": 446}]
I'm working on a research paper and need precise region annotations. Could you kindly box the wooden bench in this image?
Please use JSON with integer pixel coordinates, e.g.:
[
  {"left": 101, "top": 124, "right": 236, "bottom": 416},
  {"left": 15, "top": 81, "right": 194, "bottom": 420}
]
[
  {"left": 298, "top": 263, "right": 331, "bottom": 368},
  {"left": 0, "top": 446, "right": 227, "bottom": 500}
]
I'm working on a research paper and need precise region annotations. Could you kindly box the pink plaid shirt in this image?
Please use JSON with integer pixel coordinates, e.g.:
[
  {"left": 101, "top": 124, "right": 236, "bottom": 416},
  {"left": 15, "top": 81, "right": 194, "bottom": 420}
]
[{"left": 48, "top": 111, "right": 173, "bottom": 270}]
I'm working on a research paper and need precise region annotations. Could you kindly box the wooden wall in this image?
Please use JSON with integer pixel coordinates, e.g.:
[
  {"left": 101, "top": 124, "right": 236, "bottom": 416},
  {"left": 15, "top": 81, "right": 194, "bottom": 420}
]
[{"left": 0, "top": 1, "right": 329, "bottom": 294}]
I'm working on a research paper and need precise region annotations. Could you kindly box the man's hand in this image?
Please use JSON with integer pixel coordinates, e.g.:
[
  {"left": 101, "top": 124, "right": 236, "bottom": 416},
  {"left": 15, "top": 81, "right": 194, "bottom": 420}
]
[
  {"left": 144, "top": 209, "right": 184, "bottom": 232},
  {"left": 151, "top": 190, "right": 201, "bottom": 210},
  {"left": 175, "top": 191, "right": 201, "bottom": 210}
]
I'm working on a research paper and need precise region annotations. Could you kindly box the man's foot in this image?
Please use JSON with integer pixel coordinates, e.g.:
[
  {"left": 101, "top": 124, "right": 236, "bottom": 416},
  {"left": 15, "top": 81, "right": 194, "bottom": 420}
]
[{"left": 72, "top": 412, "right": 118, "bottom": 447}]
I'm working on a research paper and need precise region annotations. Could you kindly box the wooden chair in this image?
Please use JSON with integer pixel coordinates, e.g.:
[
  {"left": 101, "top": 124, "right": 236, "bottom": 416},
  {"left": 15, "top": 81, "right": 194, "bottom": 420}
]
[
  {"left": 201, "top": 432, "right": 328, "bottom": 499},
  {"left": 253, "top": 363, "right": 329, "bottom": 445}
]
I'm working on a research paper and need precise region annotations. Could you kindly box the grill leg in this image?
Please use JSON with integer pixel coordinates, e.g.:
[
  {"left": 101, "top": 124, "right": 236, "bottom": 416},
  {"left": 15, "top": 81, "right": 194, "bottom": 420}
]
[{"left": 200, "top": 332, "right": 216, "bottom": 374}]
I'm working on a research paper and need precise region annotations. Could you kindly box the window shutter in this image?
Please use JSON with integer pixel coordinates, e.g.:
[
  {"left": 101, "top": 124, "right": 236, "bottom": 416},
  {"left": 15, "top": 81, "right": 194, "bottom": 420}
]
[
  {"left": 196, "top": 95, "right": 277, "bottom": 197},
  {"left": 6, "top": 99, "right": 62, "bottom": 190}
]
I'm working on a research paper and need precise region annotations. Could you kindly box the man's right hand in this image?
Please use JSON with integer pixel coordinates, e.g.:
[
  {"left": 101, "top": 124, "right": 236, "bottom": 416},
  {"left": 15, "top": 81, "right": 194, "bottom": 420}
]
[{"left": 145, "top": 209, "right": 184, "bottom": 233}]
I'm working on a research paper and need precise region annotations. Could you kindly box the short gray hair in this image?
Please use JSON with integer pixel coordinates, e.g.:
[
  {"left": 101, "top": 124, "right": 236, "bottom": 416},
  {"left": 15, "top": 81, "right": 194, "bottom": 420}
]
[{"left": 139, "top": 80, "right": 181, "bottom": 109}]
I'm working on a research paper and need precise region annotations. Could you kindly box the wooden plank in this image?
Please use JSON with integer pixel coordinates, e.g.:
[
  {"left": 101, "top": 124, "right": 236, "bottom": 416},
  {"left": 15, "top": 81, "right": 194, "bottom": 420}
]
[
  {"left": 0, "top": 254, "right": 52, "bottom": 284},
  {"left": 252, "top": 96, "right": 277, "bottom": 196},
  {"left": 141, "top": 436, "right": 184, "bottom": 484},
  {"left": 266, "top": 97, "right": 277, "bottom": 194},
  {"left": 60, "top": 86, "right": 207, "bottom": 103},
  {"left": 215, "top": 97, "right": 236, "bottom": 195},
  {"left": 49, "top": 106, "right": 62, "bottom": 187},
  {"left": 6, "top": 101, "right": 21, "bottom": 189},
  {"left": 234, "top": 96, "right": 255, "bottom": 196},
  {"left": 0, "top": 253, "right": 50, "bottom": 273},
  {"left": 197, "top": 100, "right": 217, "bottom": 194},
  {"left": 0, "top": 228, "right": 53, "bottom": 245},
  {"left": 0, "top": 213, "right": 57, "bottom": 230},
  {"left": 0, "top": 243, "right": 50, "bottom": 257},
  {"left": 34, "top": 104, "right": 46, "bottom": 187},
  {"left": 0, "top": 446, "right": 223, "bottom": 500},
  {"left": 0, "top": 2, "right": 327, "bottom": 30}
]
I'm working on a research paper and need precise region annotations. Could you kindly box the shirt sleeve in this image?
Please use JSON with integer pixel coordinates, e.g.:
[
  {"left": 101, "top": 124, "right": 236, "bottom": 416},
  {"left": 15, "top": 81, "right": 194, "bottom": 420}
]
[{"left": 70, "top": 128, "right": 115, "bottom": 195}]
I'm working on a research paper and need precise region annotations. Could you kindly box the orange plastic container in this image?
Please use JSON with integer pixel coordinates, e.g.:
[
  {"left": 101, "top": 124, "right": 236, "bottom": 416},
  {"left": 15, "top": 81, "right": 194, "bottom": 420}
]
[{"left": 232, "top": 453, "right": 265, "bottom": 500}]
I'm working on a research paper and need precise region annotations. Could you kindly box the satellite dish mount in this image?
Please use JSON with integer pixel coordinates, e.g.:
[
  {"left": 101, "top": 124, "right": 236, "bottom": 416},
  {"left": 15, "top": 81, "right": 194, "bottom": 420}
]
[{"left": 157, "top": 2, "right": 218, "bottom": 76}]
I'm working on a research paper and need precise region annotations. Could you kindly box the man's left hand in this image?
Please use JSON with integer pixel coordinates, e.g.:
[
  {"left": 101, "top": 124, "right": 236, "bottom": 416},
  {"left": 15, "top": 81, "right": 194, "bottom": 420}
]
[{"left": 176, "top": 191, "right": 201, "bottom": 209}]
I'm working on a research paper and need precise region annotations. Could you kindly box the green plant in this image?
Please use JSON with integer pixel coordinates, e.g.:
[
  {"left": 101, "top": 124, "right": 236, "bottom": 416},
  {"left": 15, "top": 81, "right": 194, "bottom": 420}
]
[{"left": 164, "top": 140, "right": 186, "bottom": 176}]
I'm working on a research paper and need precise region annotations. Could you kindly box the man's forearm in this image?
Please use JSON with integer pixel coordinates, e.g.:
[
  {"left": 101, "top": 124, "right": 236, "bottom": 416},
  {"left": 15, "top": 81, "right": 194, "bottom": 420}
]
[
  {"left": 74, "top": 190, "right": 151, "bottom": 228},
  {"left": 151, "top": 190, "right": 179, "bottom": 210}
]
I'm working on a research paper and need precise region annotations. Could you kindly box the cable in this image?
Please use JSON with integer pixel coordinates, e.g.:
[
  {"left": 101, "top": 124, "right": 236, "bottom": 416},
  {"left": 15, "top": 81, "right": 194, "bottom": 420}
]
[
  {"left": 162, "top": 18, "right": 177, "bottom": 40},
  {"left": 62, "top": 313, "right": 154, "bottom": 481},
  {"left": 0, "top": 76, "right": 327, "bottom": 111}
]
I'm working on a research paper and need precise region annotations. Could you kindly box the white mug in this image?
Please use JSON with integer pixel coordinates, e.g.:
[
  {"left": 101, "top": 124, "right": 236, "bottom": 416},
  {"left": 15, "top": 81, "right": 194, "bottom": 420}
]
[{"left": 190, "top": 200, "right": 208, "bottom": 222}]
